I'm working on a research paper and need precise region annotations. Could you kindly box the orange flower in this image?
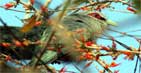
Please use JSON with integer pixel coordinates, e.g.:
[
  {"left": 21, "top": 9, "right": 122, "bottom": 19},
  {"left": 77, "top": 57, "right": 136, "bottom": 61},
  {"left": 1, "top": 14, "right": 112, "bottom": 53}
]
[
  {"left": 84, "top": 52, "right": 93, "bottom": 60},
  {"left": 4, "top": 3, "right": 14, "bottom": 9},
  {"left": 124, "top": 52, "right": 134, "bottom": 60},
  {"left": 122, "top": 51, "right": 131, "bottom": 56},
  {"left": 1, "top": 42, "right": 11, "bottom": 48},
  {"left": 14, "top": 40, "right": 23, "bottom": 47},
  {"left": 105, "top": 64, "right": 109, "bottom": 69},
  {"left": 110, "top": 62, "right": 120, "bottom": 67}
]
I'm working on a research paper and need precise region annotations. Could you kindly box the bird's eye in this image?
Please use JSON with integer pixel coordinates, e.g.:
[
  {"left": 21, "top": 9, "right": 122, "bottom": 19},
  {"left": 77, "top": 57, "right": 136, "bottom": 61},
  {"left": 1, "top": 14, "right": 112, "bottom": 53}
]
[{"left": 75, "top": 20, "right": 84, "bottom": 23}]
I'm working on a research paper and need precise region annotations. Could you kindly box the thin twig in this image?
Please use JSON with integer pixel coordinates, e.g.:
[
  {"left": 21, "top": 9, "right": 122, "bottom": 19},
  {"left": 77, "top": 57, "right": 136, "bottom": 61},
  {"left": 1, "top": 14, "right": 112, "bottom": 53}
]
[
  {"left": 96, "top": 59, "right": 112, "bottom": 73},
  {"left": 0, "top": 6, "right": 33, "bottom": 13},
  {"left": 72, "top": 63, "right": 83, "bottom": 73},
  {"left": 34, "top": 31, "right": 55, "bottom": 66},
  {"left": 34, "top": 54, "right": 55, "bottom": 73}
]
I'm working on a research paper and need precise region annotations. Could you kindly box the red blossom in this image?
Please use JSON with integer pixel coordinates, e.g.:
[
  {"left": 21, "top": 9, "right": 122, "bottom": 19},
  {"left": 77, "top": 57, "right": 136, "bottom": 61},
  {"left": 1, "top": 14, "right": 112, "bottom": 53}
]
[
  {"left": 95, "top": 54, "right": 100, "bottom": 61},
  {"left": 59, "top": 66, "right": 66, "bottom": 73},
  {"left": 40, "top": 6, "right": 48, "bottom": 12},
  {"left": 105, "top": 64, "right": 109, "bottom": 69},
  {"left": 34, "top": 21, "right": 42, "bottom": 26},
  {"left": 101, "top": 46, "right": 110, "bottom": 51},
  {"left": 1, "top": 43, "right": 11, "bottom": 48},
  {"left": 127, "top": 7, "right": 136, "bottom": 13},
  {"left": 30, "top": 0, "right": 35, "bottom": 5},
  {"left": 110, "top": 62, "right": 120, "bottom": 67},
  {"left": 4, "top": 3, "right": 14, "bottom": 9},
  {"left": 84, "top": 52, "right": 93, "bottom": 60},
  {"left": 14, "top": 40, "right": 23, "bottom": 47},
  {"left": 122, "top": 51, "right": 131, "bottom": 56},
  {"left": 85, "top": 41, "right": 93, "bottom": 46},
  {"left": 123, "top": 52, "right": 134, "bottom": 60},
  {"left": 84, "top": 61, "right": 93, "bottom": 69}
]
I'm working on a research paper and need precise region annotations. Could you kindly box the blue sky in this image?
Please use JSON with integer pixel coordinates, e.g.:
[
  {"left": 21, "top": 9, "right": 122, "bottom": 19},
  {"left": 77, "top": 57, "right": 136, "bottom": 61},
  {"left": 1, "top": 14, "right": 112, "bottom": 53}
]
[{"left": 0, "top": 0, "right": 141, "bottom": 73}]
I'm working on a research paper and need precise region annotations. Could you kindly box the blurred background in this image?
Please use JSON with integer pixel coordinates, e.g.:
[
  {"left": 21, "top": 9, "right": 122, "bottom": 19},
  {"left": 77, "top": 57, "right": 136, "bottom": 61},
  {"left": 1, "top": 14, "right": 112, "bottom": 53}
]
[{"left": 0, "top": 0, "right": 141, "bottom": 73}]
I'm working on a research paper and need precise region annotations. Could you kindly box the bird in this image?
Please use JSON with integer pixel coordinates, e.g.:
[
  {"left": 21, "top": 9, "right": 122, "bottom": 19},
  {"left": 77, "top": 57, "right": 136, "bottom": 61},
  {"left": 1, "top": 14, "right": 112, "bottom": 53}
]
[
  {"left": 0, "top": 13, "right": 116, "bottom": 65},
  {"left": 30, "top": 13, "right": 116, "bottom": 65}
]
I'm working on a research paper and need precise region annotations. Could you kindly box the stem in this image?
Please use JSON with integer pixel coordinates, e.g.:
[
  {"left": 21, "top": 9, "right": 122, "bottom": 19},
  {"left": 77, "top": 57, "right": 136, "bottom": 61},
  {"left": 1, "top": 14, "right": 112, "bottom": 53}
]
[
  {"left": 34, "top": 31, "right": 55, "bottom": 66},
  {"left": 34, "top": 54, "right": 55, "bottom": 73},
  {"left": 72, "top": 63, "right": 83, "bottom": 73},
  {"left": 96, "top": 59, "right": 113, "bottom": 73},
  {"left": 0, "top": 6, "right": 33, "bottom": 13}
]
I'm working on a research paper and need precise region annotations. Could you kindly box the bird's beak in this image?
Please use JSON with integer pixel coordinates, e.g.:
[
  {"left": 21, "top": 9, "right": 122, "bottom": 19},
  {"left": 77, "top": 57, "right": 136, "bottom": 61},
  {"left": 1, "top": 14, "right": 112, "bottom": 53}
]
[{"left": 107, "top": 19, "right": 117, "bottom": 26}]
